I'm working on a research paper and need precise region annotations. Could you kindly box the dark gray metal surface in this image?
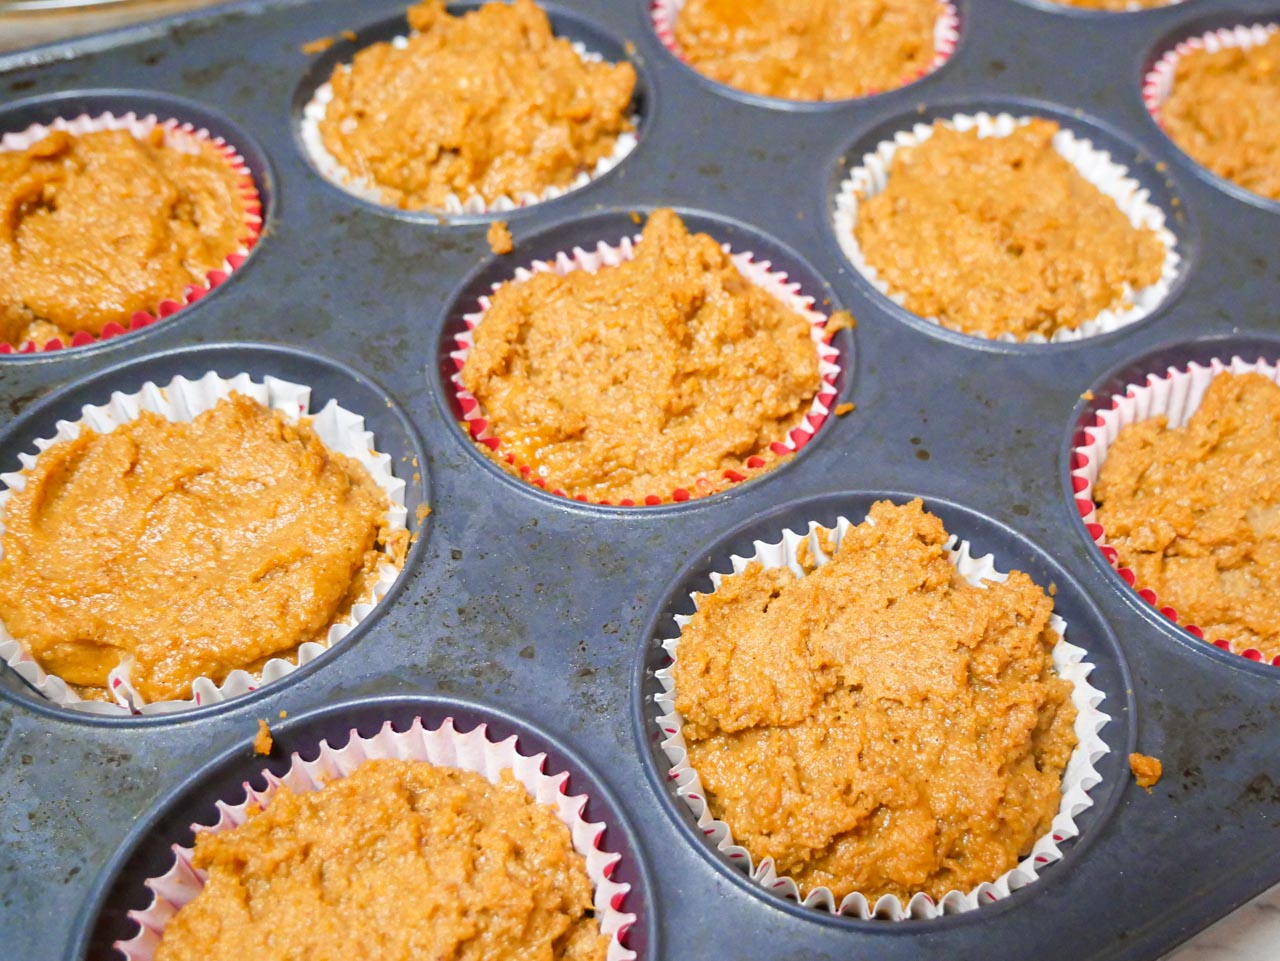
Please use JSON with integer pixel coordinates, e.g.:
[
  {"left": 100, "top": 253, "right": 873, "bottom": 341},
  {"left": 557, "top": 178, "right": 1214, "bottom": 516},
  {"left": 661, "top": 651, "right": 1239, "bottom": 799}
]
[{"left": 0, "top": 1, "right": 1278, "bottom": 958}]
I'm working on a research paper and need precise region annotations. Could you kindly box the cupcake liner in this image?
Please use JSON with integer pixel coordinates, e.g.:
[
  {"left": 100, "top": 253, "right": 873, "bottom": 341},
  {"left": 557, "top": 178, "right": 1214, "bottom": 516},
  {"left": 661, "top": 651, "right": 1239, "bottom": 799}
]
[
  {"left": 114, "top": 716, "right": 638, "bottom": 961},
  {"left": 1070, "top": 355, "right": 1280, "bottom": 666},
  {"left": 833, "top": 112, "right": 1180, "bottom": 344},
  {"left": 0, "top": 111, "right": 262, "bottom": 355},
  {"left": 449, "top": 234, "right": 843, "bottom": 505},
  {"left": 652, "top": 511, "right": 1110, "bottom": 920},
  {"left": 0, "top": 372, "right": 409, "bottom": 714},
  {"left": 1142, "top": 23, "right": 1279, "bottom": 124},
  {"left": 300, "top": 36, "right": 638, "bottom": 215},
  {"left": 650, "top": 0, "right": 960, "bottom": 99}
]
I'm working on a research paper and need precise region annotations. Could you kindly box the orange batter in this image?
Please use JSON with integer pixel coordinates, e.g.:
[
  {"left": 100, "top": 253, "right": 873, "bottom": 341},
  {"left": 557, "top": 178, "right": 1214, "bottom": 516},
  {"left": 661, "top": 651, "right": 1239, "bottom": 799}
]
[
  {"left": 0, "top": 128, "right": 246, "bottom": 348},
  {"left": 674, "top": 0, "right": 942, "bottom": 101},
  {"left": 854, "top": 119, "right": 1166, "bottom": 339},
  {"left": 155, "top": 760, "right": 607, "bottom": 961},
  {"left": 1095, "top": 372, "right": 1280, "bottom": 661},
  {"left": 460, "top": 208, "right": 821, "bottom": 503},
  {"left": 1161, "top": 32, "right": 1280, "bottom": 202},
  {"left": 0, "top": 394, "right": 404, "bottom": 703},
  {"left": 319, "top": 0, "right": 635, "bottom": 210},
  {"left": 674, "top": 499, "right": 1078, "bottom": 901}
]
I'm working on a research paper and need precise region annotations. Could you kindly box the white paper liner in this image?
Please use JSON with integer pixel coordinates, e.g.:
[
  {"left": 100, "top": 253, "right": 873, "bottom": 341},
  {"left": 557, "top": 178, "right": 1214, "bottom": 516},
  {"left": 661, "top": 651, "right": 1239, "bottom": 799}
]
[
  {"left": 0, "top": 112, "right": 262, "bottom": 354},
  {"left": 448, "top": 232, "right": 843, "bottom": 505},
  {"left": 650, "top": 0, "right": 960, "bottom": 99},
  {"left": 114, "top": 716, "right": 637, "bottom": 961},
  {"left": 653, "top": 510, "right": 1110, "bottom": 920},
  {"left": 1070, "top": 354, "right": 1280, "bottom": 667},
  {"left": 833, "top": 112, "right": 1181, "bottom": 344},
  {"left": 0, "top": 372, "right": 409, "bottom": 715},
  {"left": 301, "top": 35, "right": 638, "bottom": 215}
]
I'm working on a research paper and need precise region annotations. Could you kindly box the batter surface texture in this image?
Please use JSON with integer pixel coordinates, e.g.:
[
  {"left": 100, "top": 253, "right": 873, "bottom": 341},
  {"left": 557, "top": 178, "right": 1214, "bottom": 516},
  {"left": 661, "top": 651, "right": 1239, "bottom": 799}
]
[
  {"left": 1161, "top": 32, "right": 1280, "bottom": 202},
  {"left": 854, "top": 118, "right": 1166, "bottom": 340},
  {"left": 673, "top": 0, "right": 943, "bottom": 101},
  {"left": 319, "top": 0, "right": 635, "bottom": 210},
  {"left": 0, "top": 394, "right": 402, "bottom": 703},
  {"left": 154, "top": 759, "right": 608, "bottom": 961},
  {"left": 460, "top": 208, "right": 822, "bottom": 503},
  {"left": 1095, "top": 372, "right": 1280, "bottom": 660},
  {"left": 0, "top": 128, "right": 246, "bottom": 347},
  {"left": 673, "top": 499, "right": 1078, "bottom": 901}
]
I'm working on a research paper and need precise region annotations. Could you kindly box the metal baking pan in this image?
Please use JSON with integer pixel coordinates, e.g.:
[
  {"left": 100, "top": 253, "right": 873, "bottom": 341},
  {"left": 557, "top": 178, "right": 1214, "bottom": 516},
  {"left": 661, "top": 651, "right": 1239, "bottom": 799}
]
[{"left": 1, "top": 1, "right": 1278, "bottom": 958}]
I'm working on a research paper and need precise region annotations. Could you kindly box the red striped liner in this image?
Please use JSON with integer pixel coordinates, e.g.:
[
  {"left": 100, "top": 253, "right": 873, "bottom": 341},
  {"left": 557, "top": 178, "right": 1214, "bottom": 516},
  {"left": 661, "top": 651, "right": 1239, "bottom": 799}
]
[
  {"left": 449, "top": 235, "right": 843, "bottom": 506},
  {"left": 0, "top": 112, "right": 262, "bottom": 355},
  {"left": 650, "top": 0, "right": 960, "bottom": 100},
  {"left": 1071, "top": 356, "right": 1280, "bottom": 666},
  {"left": 1142, "top": 22, "right": 1279, "bottom": 126}
]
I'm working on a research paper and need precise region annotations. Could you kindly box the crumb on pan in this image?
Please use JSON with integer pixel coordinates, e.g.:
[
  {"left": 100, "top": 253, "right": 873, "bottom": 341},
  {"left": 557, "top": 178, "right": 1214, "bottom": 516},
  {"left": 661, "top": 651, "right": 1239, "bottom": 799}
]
[
  {"left": 487, "top": 221, "right": 514, "bottom": 255},
  {"left": 1129, "top": 753, "right": 1162, "bottom": 792},
  {"left": 301, "top": 36, "right": 335, "bottom": 54},
  {"left": 254, "top": 719, "right": 273, "bottom": 756}
]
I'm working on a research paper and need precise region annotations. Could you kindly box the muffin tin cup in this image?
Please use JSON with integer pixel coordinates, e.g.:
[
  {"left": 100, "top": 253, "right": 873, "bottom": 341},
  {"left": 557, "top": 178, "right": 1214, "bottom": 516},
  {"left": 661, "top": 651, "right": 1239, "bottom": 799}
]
[
  {"left": 1070, "top": 354, "right": 1280, "bottom": 667},
  {"left": 1141, "top": 20, "right": 1280, "bottom": 206},
  {"left": 0, "top": 371, "right": 409, "bottom": 715},
  {"left": 1142, "top": 22, "right": 1279, "bottom": 123},
  {"left": 832, "top": 111, "right": 1181, "bottom": 344},
  {"left": 649, "top": 0, "right": 961, "bottom": 103},
  {"left": 0, "top": 111, "right": 262, "bottom": 355},
  {"left": 650, "top": 503, "right": 1109, "bottom": 920},
  {"left": 298, "top": 15, "right": 639, "bottom": 215},
  {"left": 112, "top": 708, "right": 639, "bottom": 961},
  {"left": 448, "top": 229, "right": 842, "bottom": 506}
]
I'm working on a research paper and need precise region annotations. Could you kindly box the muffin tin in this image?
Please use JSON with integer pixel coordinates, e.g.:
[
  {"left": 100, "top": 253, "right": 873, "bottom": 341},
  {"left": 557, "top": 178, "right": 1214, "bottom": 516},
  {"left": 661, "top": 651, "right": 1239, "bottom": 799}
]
[{"left": 1, "top": 1, "right": 1278, "bottom": 959}]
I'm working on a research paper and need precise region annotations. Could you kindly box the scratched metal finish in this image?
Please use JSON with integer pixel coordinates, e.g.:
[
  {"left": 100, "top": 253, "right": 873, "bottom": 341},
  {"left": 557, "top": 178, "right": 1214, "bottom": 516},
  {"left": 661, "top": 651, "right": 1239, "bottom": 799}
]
[{"left": 0, "top": 1, "right": 1278, "bottom": 959}]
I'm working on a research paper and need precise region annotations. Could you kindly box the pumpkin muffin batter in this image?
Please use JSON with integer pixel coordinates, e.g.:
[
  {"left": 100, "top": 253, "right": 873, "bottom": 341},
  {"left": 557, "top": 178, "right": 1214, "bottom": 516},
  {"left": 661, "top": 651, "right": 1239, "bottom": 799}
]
[
  {"left": 0, "top": 128, "right": 247, "bottom": 348},
  {"left": 459, "top": 208, "right": 822, "bottom": 503},
  {"left": 155, "top": 759, "right": 608, "bottom": 961},
  {"left": 673, "top": 0, "right": 943, "bottom": 101},
  {"left": 0, "top": 393, "right": 404, "bottom": 704},
  {"left": 318, "top": 0, "right": 636, "bottom": 210},
  {"left": 1094, "top": 372, "right": 1280, "bottom": 660},
  {"left": 1160, "top": 32, "right": 1280, "bottom": 202},
  {"left": 674, "top": 499, "right": 1078, "bottom": 902},
  {"left": 854, "top": 118, "right": 1167, "bottom": 340}
]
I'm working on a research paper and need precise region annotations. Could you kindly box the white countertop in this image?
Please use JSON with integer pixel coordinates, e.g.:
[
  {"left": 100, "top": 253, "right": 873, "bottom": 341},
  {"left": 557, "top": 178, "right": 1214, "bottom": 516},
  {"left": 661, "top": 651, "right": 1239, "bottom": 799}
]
[{"left": 1168, "top": 882, "right": 1280, "bottom": 960}]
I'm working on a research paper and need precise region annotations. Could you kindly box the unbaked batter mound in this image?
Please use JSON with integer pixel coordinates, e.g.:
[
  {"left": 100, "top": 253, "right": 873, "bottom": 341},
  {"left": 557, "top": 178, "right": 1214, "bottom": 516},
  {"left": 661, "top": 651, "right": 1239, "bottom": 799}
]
[
  {"left": 1095, "top": 372, "right": 1280, "bottom": 660},
  {"left": 0, "top": 393, "right": 404, "bottom": 703},
  {"left": 319, "top": 0, "right": 636, "bottom": 210},
  {"left": 854, "top": 118, "right": 1166, "bottom": 340},
  {"left": 673, "top": 0, "right": 942, "bottom": 101},
  {"left": 1160, "top": 32, "right": 1280, "bottom": 202},
  {"left": 460, "top": 208, "right": 822, "bottom": 503},
  {"left": 674, "top": 499, "right": 1078, "bottom": 902},
  {"left": 0, "top": 128, "right": 246, "bottom": 348},
  {"left": 154, "top": 759, "right": 608, "bottom": 961}
]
